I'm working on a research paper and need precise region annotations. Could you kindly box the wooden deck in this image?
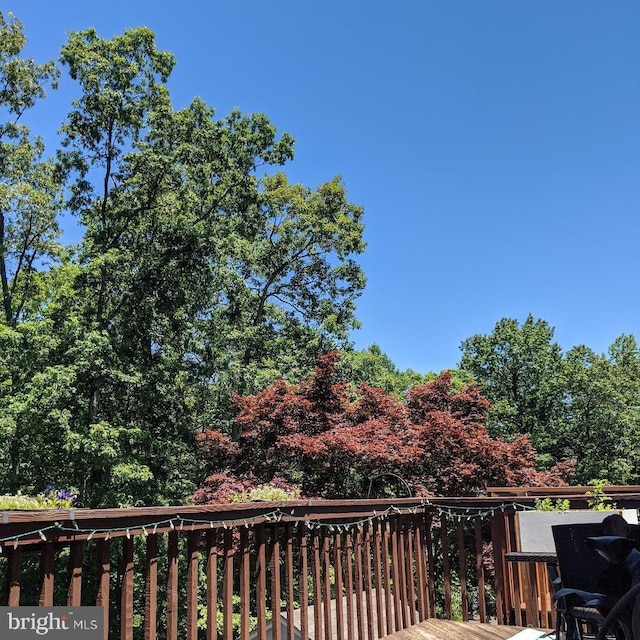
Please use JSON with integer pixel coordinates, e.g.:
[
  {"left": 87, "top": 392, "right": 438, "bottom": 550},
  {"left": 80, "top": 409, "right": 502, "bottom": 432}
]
[{"left": 384, "top": 620, "right": 533, "bottom": 639}]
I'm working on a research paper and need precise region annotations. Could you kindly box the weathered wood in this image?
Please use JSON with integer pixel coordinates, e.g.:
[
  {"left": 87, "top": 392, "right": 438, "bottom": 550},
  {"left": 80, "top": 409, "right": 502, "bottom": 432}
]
[
  {"left": 38, "top": 542, "right": 55, "bottom": 606},
  {"left": 334, "top": 533, "right": 345, "bottom": 640},
  {"left": 344, "top": 530, "right": 355, "bottom": 640},
  {"left": 475, "top": 517, "right": 487, "bottom": 623},
  {"left": 121, "top": 536, "right": 134, "bottom": 640},
  {"left": 256, "top": 526, "right": 267, "bottom": 640},
  {"left": 271, "top": 526, "right": 282, "bottom": 640},
  {"left": 363, "top": 524, "right": 375, "bottom": 640},
  {"left": 67, "top": 541, "right": 83, "bottom": 606},
  {"left": 166, "top": 531, "right": 179, "bottom": 640},
  {"left": 456, "top": 520, "right": 468, "bottom": 622},
  {"left": 240, "top": 528, "right": 250, "bottom": 640},
  {"left": 6, "top": 547, "right": 22, "bottom": 606},
  {"left": 299, "top": 528, "right": 310, "bottom": 640},
  {"left": 354, "top": 527, "right": 365, "bottom": 640},
  {"left": 223, "top": 528, "right": 235, "bottom": 640},
  {"left": 96, "top": 540, "right": 110, "bottom": 640},
  {"left": 322, "top": 532, "right": 332, "bottom": 640},
  {"left": 206, "top": 530, "right": 219, "bottom": 640},
  {"left": 144, "top": 534, "right": 158, "bottom": 640},
  {"left": 312, "top": 530, "right": 323, "bottom": 640},
  {"left": 186, "top": 531, "right": 199, "bottom": 640},
  {"left": 384, "top": 620, "right": 531, "bottom": 640},
  {"left": 440, "top": 515, "right": 451, "bottom": 620},
  {"left": 372, "top": 522, "right": 385, "bottom": 637},
  {"left": 286, "top": 524, "right": 296, "bottom": 640}
]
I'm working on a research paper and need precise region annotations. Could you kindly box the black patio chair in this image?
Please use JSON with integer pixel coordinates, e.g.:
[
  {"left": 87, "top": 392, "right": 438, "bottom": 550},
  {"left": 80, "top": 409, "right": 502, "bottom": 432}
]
[{"left": 552, "top": 522, "right": 628, "bottom": 640}]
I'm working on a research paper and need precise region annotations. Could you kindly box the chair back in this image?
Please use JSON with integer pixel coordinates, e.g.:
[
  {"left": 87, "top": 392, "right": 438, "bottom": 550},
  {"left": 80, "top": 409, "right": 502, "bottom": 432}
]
[{"left": 552, "top": 522, "right": 609, "bottom": 594}]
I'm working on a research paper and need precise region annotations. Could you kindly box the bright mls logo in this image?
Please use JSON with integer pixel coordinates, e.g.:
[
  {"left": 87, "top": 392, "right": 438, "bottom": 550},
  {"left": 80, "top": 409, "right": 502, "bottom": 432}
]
[{"left": 0, "top": 607, "right": 103, "bottom": 639}]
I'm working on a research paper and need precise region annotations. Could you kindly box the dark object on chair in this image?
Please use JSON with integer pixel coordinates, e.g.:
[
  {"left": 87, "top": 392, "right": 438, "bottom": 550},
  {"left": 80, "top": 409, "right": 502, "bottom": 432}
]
[{"left": 552, "top": 522, "right": 631, "bottom": 640}]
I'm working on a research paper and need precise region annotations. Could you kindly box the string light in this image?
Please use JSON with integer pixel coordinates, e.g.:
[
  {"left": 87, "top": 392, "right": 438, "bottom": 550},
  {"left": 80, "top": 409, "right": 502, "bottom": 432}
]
[{"left": 0, "top": 500, "right": 536, "bottom": 548}]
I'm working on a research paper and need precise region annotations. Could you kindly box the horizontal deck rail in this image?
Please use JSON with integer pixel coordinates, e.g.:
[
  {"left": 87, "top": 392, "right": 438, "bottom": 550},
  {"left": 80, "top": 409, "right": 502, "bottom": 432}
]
[{"left": 2, "top": 493, "right": 640, "bottom": 640}]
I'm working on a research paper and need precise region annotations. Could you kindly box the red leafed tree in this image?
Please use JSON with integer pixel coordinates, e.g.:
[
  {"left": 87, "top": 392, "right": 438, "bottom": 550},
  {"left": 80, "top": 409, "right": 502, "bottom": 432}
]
[{"left": 193, "top": 352, "right": 571, "bottom": 503}]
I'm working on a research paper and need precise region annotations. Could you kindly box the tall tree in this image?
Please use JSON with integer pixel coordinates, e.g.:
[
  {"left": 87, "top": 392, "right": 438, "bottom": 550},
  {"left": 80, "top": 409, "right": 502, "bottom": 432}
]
[
  {"left": 0, "top": 11, "right": 62, "bottom": 488},
  {"left": 459, "top": 315, "right": 567, "bottom": 465}
]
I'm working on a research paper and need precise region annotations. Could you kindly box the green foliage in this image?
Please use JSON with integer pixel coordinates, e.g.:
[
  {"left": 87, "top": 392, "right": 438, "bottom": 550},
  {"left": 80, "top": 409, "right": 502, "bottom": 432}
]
[
  {"left": 231, "top": 484, "right": 302, "bottom": 503},
  {"left": 585, "top": 479, "right": 617, "bottom": 511},
  {"left": 0, "top": 486, "right": 75, "bottom": 509},
  {"left": 534, "top": 497, "right": 571, "bottom": 512}
]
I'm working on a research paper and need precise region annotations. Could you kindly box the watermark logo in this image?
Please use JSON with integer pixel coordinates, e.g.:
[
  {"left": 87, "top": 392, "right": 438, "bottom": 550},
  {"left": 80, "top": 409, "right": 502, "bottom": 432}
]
[{"left": 0, "top": 607, "right": 103, "bottom": 639}]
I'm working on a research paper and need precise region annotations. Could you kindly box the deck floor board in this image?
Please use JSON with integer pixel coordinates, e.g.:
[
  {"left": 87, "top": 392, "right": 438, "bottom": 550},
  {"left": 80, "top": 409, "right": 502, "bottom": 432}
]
[{"left": 383, "top": 620, "right": 537, "bottom": 640}]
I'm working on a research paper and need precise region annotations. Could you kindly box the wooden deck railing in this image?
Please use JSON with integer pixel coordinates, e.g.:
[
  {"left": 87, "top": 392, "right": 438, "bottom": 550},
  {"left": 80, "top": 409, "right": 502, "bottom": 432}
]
[{"left": 2, "top": 493, "right": 640, "bottom": 640}]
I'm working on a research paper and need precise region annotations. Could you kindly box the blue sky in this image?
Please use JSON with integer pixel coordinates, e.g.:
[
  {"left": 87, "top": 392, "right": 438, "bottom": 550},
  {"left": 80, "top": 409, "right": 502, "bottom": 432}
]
[{"left": 10, "top": 1, "right": 640, "bottom": 373}]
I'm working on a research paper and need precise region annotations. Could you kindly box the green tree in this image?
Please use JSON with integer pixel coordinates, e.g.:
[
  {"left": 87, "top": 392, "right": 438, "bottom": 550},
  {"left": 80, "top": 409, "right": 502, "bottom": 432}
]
[
  {"left": 459, "top": 315, "right": 567, "bottom": 465},
  {"left": 0, "top": 11, "right": 63, "bottom": 490},
  {"left": 563, "top": 337, "right": 640, "bottom": 483}
]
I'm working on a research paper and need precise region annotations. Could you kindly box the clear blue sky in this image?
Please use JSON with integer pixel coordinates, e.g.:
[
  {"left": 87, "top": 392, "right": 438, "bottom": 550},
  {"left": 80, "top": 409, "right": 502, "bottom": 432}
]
[{"left": 10, "top": 1, "right": 640, "bottom": 374}]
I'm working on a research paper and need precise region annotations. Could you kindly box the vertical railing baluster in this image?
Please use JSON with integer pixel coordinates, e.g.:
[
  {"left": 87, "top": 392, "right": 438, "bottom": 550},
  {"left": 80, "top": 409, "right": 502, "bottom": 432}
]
[
  {"left": 354, "top": 526, "right": 365, "bottom": 640},
  {"left": 413, "top": 515, "right": 427, "bottom": 621},
  {"left": 256, "top": 526, "right": 267, "bottom": 640},
  {"left": 372, "top": 521, "right": 385, "bottom": 638},
  {"left": 322, "top": 531, "right": 332, "bottom": 640},
  {"left": 145, "top": 534, "right": 158, "bottom": 640},
  {"left": 96, "top": 539, "right": 111, "bottom": 640},
  {"left": 187, "top": 531, "right": 200, "bottom": 640},
  {"left": 475, "top": 516, "right": 487, "bottom": 623},
  {"left": 206, "top": 530, "right": 220, "bottom": 640},
  {"left": 121, "top": 536, "right": 134, "bottom": 640},
  {"left": 223, "top": 528, "right": 235, "bottom": 640},
  {"left": 285, "top": 524, "right": 295, "bottom": 640},
  {"left": 6, "top": 547, "right": 22, "bottom": 606},
  {"left": 271, "top": 526, "right": 282, "bottom": 640},
  {"left": 344, "top": 529, "right": 355, "bottom": 640},
  {"left": 390, "top": 518, "right": 402, "bottom": 632},
  {"left": 311, "top": 529, "right": 323, "bottom": 640},
  {"left": 456, "top": 519, "right": 469, "bottom": 621},
  {"left": 239, "top": 528, "right": 250, "bottom": 640},
  {"left": 167, "top": 531, "right": 179, "bottom": 640},
  {"left": 381, "top": 521, "right": 393, "bottom": 636},
  {"left": 299, "top": 527, "right": 309, "bottom": 640},
  {"left": 425, "top": 514, "right": 436, "bottom": 618},
  {"left": 440, "top": 514, "right": 452, "bottom": 619},
  {"left": 405, "top": 520, "right": 416, "bottom": 627},
  {"left": 334, "top": 532, "right": 345, "bottom": 640},
  {"left": 39, "top": 542, "right": 55, "bottom": 606},
  {"left": 67, "top": 541, "right": 83, "bottom": 606},
  {"left": 363, "top": 523, "right": 375, "bottom": 640}
]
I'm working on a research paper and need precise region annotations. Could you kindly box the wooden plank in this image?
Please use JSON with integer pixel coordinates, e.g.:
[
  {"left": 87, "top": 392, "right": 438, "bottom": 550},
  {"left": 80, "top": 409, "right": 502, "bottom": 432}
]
[
  {"left": 187, "top": 531, "right": 200, "bottom": 640},
  {"left": 255, "top": 526, "right": 267, "bottom": 640},
  {"left": 390, "top": 518, "right": 402, "bottom": 632},
  {"left": 440, "top": 515, "right": 451, "bottom": 620},
  {"left": 405, "top": 520, "right": 416, "bottom": 628},
  {"left": 398, "top": 519, "right": 409, "bottom": 628},
  {"left": 474, "top": 517, "right": 487, "bottom": 623},
  {"left": 67, "top": 541, "right": 83, "bottom": 606},
  {"left": 372, "top": 521, "right": 385, "bottom": 638},
  {"left": 286, "top": 524, "right": 296, "bottom": 640},
  {"left": 271, "top": 527, "right": 282, "bottom": 640},
  {"left": 299, "top": 528, "right": 309, "bottom": 640},
  {"left": 145, "top": 534, "right": 158, "bottom": 640},
  {"left": 382, "top": 521, "right": 393, "bottom": 636},
  {"left": 121, "top": 536, "right": 134, "bottom": 640},
  {"left": 167, "top": 531, "right": 179, "bottom": 640},
  {"left": 425, "top": 514, "right": 437, "bottom": 618},
  {"left": 334, "top": 533, "right": 345, "bottom": 640},
  {"left": 312, "top": 529, "right": 323, "bottom": 640},
  {"left": 6, "top": 547, "right": 22, "bottom": 606},
  {"left": 413, "top": 515, "right": 427, "bottom": 622},
  {"left": 223, "top": 528, "right": 235, "bottom": 640},
  {"left": 96, "top": 540, "right": 111, "bottom": 640},
  {"left": 382, "top": 619, "right": 530, "bottom": 640},
  {"left": 240, "top": 528, "right": 250, "bottom": 640},
  {"left": 322, "top": 532, "right": 331, "bottom": 640},
  {"left": 38, "top": 542, "right": 55, "bottom": 606},
  {"left": 354, "top": 527, "right": 365, "bottom": 640},
  {"left": 206, "top": 530, "right": 219, "bottom": 640},
  {"left": 489, "top": 512, "right": 508, "bottom": 625},
  {"left": 344, "top": 530, "right": 355, "bottom": 640},
  {"left": 363, "top": 524, "right": 375, "bottom": 640},
  {"left": 456, "top": 520, "right": 468, "bottom": 622}
]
